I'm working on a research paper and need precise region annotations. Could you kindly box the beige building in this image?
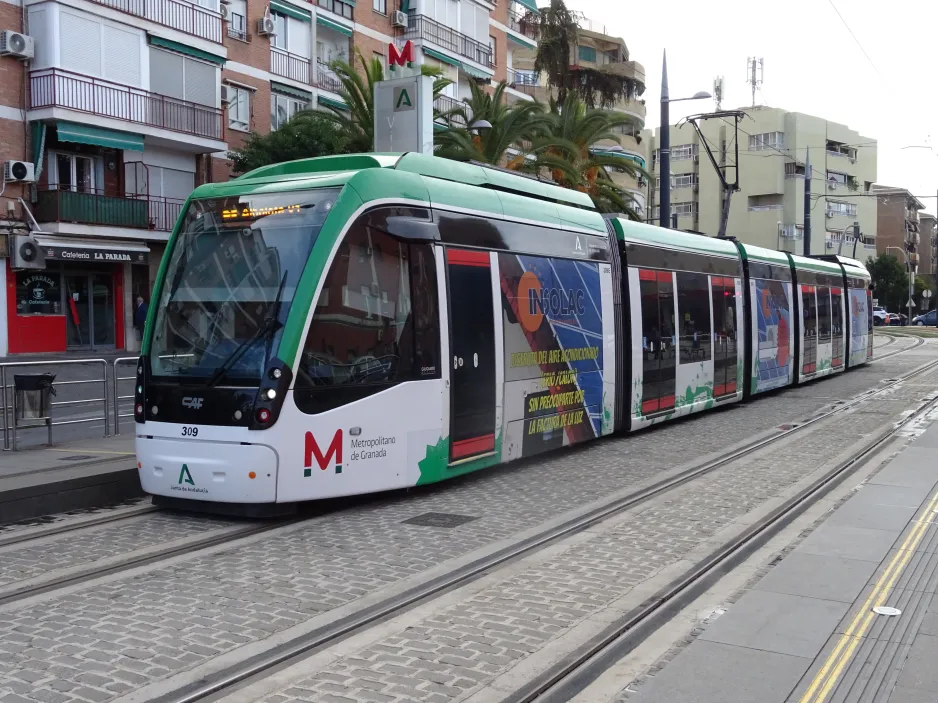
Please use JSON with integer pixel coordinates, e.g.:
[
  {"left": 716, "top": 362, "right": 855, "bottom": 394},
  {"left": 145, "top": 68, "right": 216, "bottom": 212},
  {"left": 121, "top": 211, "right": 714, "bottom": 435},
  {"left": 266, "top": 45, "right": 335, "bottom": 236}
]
[
  {"left": 874, "top": 186, "right": 924, "bottom": 273},
  {"left": 510, "top": 16, "right": 647, "bottom": 211},
  {"left": 641, "top": 106, "right": 878, "bottom": 255},
  {"left": 920, "top": 213, "right": 936, "bottom": 277}
]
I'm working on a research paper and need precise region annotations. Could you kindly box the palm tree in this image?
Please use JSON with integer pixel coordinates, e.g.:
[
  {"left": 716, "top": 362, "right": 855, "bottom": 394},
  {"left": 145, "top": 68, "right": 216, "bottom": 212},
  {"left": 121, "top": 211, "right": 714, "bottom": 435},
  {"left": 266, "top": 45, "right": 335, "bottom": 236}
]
[
  {"left": 533, "top": 94, "right": 647, "bottom": 217},
  {"left": 323, "top": 49, "right": 452, "bottom": 153},
  {"left": 434, "top": 81, "right": 550, "bottom": 167}
]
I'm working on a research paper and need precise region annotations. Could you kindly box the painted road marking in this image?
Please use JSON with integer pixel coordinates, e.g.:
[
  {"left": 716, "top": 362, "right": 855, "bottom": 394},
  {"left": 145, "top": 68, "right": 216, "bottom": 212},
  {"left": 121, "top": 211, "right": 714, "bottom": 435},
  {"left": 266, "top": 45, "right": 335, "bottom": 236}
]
[{"left": 798, "top": 486, "right": 938, "bottom": 703}]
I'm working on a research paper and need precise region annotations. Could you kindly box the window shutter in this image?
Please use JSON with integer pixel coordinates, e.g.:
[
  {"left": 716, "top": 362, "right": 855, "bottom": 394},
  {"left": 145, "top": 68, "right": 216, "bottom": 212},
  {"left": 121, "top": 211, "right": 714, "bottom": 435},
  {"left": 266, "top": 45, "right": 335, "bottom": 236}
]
[
  {"left": 183, "top": 58, "right": 216, "bottom": 106},
  {"left": 61, "top": 12, "right": 102, "bottom": 76},
  {"left": 150, "top": 48, "right": 184, "bottom": 99},
  {"left": 103, "top": 25, "right": 141, "bottom": 86}
]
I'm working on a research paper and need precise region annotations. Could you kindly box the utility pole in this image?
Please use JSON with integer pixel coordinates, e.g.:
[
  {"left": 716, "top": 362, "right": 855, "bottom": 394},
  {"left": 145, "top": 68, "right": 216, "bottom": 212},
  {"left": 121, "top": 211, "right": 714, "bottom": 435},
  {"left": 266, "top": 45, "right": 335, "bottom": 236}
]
[
  {"left": 713, "top": 76, "right": 724, "bottom": 111},
  {"left": 803, "top": 148, "right": 812, "bottom": 256},
  {"left": 746, "top": 57, "right": 763, "bottom": 108},
  {"left": 659, "top": 50, "right": 670, "bottom": 228}
]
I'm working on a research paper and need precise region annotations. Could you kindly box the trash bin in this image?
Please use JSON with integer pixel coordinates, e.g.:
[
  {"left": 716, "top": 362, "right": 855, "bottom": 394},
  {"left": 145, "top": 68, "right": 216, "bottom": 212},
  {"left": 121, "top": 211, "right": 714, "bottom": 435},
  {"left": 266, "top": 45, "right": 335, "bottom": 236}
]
[{"left": 13, "top": 373, "right": 56, "bottom": 420}]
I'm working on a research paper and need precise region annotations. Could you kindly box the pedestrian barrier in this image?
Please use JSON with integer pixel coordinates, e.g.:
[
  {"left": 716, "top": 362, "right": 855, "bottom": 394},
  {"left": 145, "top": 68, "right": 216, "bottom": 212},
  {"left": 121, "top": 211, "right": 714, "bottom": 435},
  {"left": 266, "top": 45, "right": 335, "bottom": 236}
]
[
  {"left": 113, "top": 356, "right": 139, "bottom": 436},
  {"left": 0, "top": 359, "right": 110, "bottom": 451}
]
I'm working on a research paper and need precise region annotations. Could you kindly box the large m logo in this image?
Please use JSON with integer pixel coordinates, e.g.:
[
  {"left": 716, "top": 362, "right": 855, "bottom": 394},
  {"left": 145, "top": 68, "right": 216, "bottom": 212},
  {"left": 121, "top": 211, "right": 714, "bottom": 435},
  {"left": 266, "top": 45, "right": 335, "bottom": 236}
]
[
  {"left": 389, "top": 40, "right": 414, "bottom": 70},
  {"left": 304, "top": 429, "right": 343, "bottom": 474}
]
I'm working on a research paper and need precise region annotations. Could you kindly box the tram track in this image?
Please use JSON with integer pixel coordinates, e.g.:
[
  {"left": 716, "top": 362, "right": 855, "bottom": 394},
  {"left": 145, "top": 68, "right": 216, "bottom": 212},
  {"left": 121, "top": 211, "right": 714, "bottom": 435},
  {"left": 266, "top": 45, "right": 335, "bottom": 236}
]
[
  {"left": 150, "top": 352, "right": 938, "bottom": 703},
  {"left": 0, "top": 503, "right": 160, "bottom": 549}
]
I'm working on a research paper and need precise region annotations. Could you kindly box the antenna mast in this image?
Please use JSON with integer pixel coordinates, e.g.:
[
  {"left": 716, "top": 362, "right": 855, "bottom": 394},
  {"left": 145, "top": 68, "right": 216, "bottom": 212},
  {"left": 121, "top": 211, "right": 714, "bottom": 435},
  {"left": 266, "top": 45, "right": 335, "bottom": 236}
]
[
  {"left": 746, "top": 57, "right": 763, "bottom": 107},
  {"left": 713, "top": 76, "right": 724, "bottom": 111}
]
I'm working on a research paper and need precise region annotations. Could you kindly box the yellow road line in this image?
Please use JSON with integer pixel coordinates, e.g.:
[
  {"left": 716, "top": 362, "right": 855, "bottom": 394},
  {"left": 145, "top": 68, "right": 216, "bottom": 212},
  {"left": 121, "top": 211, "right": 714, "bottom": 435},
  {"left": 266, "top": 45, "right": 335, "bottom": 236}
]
[
  {"left": 798, "top": 488, "right": 938, "bottom": 703},
  {"left": 44, "top": 448, "right": 135, "bottom": 455}
]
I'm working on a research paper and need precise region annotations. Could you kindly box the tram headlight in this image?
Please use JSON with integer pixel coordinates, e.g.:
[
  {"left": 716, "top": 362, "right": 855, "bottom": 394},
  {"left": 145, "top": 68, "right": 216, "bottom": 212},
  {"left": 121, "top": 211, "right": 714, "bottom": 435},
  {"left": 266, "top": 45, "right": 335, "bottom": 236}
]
[
  {"left": 270, "top": 368, "right": 282, "bottom": 380},
  {"left": 265, "top": 389, "right": 277, "bottom": 400},
  {"left": 256, "top": 408, "right": 271, "bottom": 423}
]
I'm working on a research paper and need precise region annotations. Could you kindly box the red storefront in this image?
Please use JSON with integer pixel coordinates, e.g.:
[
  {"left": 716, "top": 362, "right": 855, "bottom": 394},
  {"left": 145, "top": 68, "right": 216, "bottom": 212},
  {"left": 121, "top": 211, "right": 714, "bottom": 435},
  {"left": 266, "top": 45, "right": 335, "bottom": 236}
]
[{"left": 7, "top": 238, "right": 149, "bottom": 353}]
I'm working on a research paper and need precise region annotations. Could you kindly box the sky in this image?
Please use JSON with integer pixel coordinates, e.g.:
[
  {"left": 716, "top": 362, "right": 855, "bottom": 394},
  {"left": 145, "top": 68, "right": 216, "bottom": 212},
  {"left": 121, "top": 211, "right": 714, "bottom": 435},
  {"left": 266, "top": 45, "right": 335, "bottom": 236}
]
[{"left": 568, "top": 0, "right": 938, "bottom": 215}]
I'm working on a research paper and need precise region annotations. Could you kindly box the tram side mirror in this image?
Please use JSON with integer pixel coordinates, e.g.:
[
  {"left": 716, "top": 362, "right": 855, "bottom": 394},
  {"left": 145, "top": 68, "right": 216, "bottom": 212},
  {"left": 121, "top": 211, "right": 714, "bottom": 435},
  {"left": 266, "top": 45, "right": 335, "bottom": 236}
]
[{"left": 382, "top": 217, "right": 439, "bottom": 242}]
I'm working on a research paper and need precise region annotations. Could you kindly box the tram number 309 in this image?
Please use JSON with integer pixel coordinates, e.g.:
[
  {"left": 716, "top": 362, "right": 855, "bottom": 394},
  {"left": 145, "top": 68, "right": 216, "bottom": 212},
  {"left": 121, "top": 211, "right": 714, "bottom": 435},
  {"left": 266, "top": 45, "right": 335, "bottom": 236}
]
[{"left": 181, "top": 426, "right": 199, "bottom": 437}]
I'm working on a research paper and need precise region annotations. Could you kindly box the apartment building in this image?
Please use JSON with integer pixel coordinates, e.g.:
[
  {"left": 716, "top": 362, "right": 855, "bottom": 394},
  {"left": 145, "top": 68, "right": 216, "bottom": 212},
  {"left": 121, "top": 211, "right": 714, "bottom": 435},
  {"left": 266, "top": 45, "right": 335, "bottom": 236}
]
[
  {"left": 874, "top": 185, "right": 924, "bottom": 276},
  {"left": 641, "top": 106, "right": 878, "bottom": 255},
  {"left": 510, "top": 16, "right": 646, "bottom": 211},
  {"left": 0, "top": 0, "right": 532, "bottom": 355}
]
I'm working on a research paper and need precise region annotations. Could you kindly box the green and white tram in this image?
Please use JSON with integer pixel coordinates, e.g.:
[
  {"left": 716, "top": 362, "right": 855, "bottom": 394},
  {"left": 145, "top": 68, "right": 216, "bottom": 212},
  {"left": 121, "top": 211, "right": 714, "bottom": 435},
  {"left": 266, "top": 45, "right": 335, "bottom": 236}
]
[{"left": 134, "top": 153, "right": 872, "bottom": 510}]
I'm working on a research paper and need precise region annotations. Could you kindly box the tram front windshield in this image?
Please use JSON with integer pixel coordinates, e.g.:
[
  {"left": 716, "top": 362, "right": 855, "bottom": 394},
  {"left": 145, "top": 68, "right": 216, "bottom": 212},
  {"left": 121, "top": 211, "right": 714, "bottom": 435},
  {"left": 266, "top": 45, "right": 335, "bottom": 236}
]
[{"left": 148, "top": 188, "right": 339, "bottom": 384}]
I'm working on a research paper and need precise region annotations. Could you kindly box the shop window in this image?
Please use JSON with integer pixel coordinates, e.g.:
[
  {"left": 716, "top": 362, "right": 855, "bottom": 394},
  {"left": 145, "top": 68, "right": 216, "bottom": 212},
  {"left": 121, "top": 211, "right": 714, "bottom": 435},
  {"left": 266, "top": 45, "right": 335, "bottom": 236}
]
[
  {"left": 294, "top": 213, "right": 440, "bottom": 414},
  {"left": 16, "top": 271, "right": 63, "bottom": 316}
]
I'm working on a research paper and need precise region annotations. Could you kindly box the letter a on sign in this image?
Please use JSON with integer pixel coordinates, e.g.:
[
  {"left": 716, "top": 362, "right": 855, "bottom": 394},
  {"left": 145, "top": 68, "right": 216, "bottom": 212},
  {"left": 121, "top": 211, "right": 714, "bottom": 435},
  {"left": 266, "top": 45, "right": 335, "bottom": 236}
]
[{"left": 393, "top": 86, "right": 415, "bottom": 112}]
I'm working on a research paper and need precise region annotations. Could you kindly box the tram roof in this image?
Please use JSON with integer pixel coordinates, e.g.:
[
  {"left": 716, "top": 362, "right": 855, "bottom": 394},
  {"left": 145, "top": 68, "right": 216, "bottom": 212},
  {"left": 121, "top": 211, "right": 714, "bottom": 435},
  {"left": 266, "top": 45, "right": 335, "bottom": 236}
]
[
  {"left": 193, "top": 152, "right": 597, "bottom": 211},
  {"left": 610, "top": 218, "right": 740, "bottom": 258},
  {"left": 736, "top": 242, "right": 790, "bottom": 267},
  {"left": 787, "top": 253, "right": 846, "bottom": 276}
]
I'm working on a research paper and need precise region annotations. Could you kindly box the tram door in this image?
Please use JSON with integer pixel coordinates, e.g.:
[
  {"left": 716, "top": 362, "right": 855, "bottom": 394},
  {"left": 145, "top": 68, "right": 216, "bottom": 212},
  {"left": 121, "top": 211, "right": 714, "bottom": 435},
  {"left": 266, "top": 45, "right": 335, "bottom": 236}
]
[
  {"left": 638, "top": 270, "right": 676, "bottom": 414},
  {"left": 711, "top": 277, "right": 738, "bottom": 397},
  {"left": 446, "top": 249, "right": 497, "bottom": 462}
]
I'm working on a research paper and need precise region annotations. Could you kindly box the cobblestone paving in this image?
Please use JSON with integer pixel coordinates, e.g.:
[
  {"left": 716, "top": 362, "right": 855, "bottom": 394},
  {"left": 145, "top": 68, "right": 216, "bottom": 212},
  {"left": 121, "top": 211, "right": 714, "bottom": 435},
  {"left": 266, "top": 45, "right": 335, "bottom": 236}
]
[
  {"left": 0, "top": 344, "right": 931, "bottom": 703},
  {"left": 0, "top": 513, "right": 237, "bottom": 589},
  {"left": 256, "top": 377, "right": 936, "bottom": 703}
]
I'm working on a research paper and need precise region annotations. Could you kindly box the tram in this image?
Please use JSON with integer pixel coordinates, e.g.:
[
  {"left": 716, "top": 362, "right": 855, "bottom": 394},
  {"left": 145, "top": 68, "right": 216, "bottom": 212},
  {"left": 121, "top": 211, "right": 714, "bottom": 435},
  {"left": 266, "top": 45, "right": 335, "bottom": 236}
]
[{"left": 134, "top": 152, "right": 872, "bottom": 510}]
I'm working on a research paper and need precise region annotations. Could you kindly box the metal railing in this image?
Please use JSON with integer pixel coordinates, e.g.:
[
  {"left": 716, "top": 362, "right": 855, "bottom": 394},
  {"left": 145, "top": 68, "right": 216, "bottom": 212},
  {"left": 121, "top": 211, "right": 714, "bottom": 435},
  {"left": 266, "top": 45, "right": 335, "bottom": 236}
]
[
  {"left": 507, "top": 6, "right": 538, "bottom": 38},
  {"left": 317, "top": 60, "right": 342, "bottom": 93},
  {"left": 88, "top": 0, "right": 222, "bottom": 42},
  {"left": 271, "top": 47, "right": 312, "bottom": 84},
  {"left": 403, "top": 12, "right": 493, "bottom": 68},
  {"left": 0, "top": 359, "right": 109, "bottom": 451},
  {"left": 227, "top": 12, "right": 247, "bottom": 40},
  {"left": 34, "top": 188, "right": 186, "bottom": 232},
  {"left": 30, "top": 68, "right": 225, "bottom": 141},
  {"left": 113, "top": 357, "right": 139, "bottom": 436}
]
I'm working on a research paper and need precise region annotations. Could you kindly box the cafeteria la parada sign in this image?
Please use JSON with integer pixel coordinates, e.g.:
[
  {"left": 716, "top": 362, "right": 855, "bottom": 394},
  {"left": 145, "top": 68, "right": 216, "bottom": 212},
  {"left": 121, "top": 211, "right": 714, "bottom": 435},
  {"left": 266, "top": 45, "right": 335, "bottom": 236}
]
[{"left": 42, "top": 245, "right": 148, "bottom": 265}]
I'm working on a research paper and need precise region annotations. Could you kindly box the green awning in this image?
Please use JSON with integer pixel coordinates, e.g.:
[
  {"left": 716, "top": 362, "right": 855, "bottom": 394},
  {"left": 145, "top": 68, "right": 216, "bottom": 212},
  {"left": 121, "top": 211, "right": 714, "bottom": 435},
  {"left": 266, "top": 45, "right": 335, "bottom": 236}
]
[
  {"left": 31, "top": 122, "right": 46, "bottom": 180},
  {"left": 318, "top": 95, "right": 347, "bottom": 111},
  {"left": 271, "top": 81, "right": 312, "bottom": 101},
  {"left": 423, "top": 47, "right": 460, "bottom": 68},
  {"left": 317, "top": 15, "right": 352, "bottom": 36},
  {"left": 270, "top": 0, "right": 311, "bottom": 21},
  {"left": 513, "top": 0, "right": 539, "bottom": 13},
  {"left": 506, "top": 31, "right": 536, "bottom": 49},
  {"left": 56, "top": 122, "right": 144, "bottom": 151},
  {"left": 459, "top": 62, "right": 491, "bottom": 80},
  {"left": 148, "top": 35, "right": 226, "bottom": 65}
]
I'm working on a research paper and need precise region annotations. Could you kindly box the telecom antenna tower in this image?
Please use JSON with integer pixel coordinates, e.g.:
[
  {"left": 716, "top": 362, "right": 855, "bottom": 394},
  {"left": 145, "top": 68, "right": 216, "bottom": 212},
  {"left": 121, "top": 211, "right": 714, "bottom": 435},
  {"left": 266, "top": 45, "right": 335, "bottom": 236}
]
[
  {"left": 713, "top": 76, "right": 724, "bottom": 110},
  {"left": 746, "top": 57, "right": 763, "bottom": 107}
]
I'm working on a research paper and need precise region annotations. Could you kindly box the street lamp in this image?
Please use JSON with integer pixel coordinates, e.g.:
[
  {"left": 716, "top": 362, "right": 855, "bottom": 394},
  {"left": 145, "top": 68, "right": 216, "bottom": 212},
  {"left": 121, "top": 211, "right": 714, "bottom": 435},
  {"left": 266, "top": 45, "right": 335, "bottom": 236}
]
[
  {"left": 836, "top": 221, "right": 860, "bottom": 258},
  {"left": 659, "top": 50, "right": 711, "bottom": 228}
]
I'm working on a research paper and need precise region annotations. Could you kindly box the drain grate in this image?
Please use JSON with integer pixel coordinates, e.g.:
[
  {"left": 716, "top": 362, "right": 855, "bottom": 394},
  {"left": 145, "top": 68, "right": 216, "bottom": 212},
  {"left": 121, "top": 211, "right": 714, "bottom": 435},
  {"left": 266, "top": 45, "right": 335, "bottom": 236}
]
[
  {"left": 58, "top": 455, "right": 95, "bottom": 461},
  {"left": 401, "top": 512, "right": 479, "bottom": 528}
]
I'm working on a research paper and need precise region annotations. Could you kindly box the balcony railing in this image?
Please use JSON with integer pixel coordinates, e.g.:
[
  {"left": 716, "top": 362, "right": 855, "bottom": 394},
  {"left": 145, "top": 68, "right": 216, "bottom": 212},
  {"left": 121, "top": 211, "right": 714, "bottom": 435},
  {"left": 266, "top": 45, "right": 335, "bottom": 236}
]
[
  {"left": 30, "top": 69, "right": 224, "bottom": 141},
  {"left": 317, "top": 60, "right": 342, "bottom": 93},
  {"left": 35, "top": 188, "right": 185, "bottom": 231},
  {"left": 434, "top": 94, "right": 469, "bottom": 125},
  {"left": 271, "top": 47, "right": 311, "bottom": 84},
  {"left": 88, "top": 0, "right": 222, "bottom": 43},
  {"left": 508, "top": 69, "right": 539, "bottom": 95},
  {"left": 227, "top": 12, "right": 247, "bottom": 40},
  {"left": 403, "top": 12, "right": 493, "bottom": 68},
  {"left": 508, "top": 6, "right": 538, "bottom": 39}
]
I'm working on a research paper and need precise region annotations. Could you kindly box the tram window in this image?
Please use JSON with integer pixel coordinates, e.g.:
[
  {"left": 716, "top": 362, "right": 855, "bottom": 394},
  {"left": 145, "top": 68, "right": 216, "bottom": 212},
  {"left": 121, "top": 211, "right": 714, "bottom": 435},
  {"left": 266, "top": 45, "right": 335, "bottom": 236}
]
[
  {"left": 294, "top": 221, "right": 440, "bottom": 415},
  {"left": 831, "top": 289, "right": 843, "bottom": 365},
  {"left": 817, "top": 288, "right": 832, "bottom": 341},
  {"left": 676, "top": 272, "right": 711, "bottom": 363},
  {"left": 639, "top": 273, "right": 660, "bottom": 413}
]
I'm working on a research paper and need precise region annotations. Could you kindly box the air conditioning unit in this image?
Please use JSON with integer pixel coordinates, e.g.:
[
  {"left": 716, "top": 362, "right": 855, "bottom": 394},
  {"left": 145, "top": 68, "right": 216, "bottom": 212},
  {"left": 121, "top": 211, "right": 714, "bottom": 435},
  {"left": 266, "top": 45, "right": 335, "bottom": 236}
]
[
  {"left": 826, "top": 240, "right": 835, "bottom": 249},
  {"left": 4, "top": 160, "right": 35, "bottom": 183},
  {"left": 391, "top": 10, "right": 407, "bottom": 27},
  {"left": 0, "top": 31, "right": 34, "bottom": 59},
  {"left": 257, "top": 16, "right": 274, "bottom": 35},
  {"left": 693, "top": 154, "right": 699, "bottom": 163},
  {"left": 220, "top": 85, "right": 231, "bottom": 104},
  {"left": 10, "top": 234, "right": 45, "bottom": 270},
  {"left": 219, "top": 4, "right": 229, "bottom": 19}
]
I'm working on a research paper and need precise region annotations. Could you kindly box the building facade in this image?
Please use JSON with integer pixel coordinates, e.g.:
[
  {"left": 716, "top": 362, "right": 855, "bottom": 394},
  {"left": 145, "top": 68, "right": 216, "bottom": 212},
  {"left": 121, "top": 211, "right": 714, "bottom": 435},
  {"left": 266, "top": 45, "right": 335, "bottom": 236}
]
[
  {"left": 919, "top": 213, "right": 936, "bottom": 278},
  {"left": 0, "top": 0, "right": 534, "bottom": 355},
  {"left": 874, "top": 185, "right": 924, "bottom": 276},
  {"left": 641, "top": 106, "right": 878, "bottom": 255},
  {"left": 509, "top": 16, "right": 646, "bottom": 211}
]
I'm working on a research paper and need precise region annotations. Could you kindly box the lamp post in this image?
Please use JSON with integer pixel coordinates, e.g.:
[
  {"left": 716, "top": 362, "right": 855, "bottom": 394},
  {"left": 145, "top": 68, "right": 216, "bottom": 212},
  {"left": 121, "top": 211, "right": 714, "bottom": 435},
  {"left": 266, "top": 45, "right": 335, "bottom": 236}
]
[{"left": 658, "top": 50, "right": 711, "bottom": 228}]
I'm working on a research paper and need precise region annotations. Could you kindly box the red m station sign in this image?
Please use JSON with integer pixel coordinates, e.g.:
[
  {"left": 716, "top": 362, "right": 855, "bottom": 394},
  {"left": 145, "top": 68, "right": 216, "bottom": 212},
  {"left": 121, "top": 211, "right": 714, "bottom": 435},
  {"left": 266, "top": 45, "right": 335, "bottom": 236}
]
[{"left": 388, "top": 40, "right": 414, "bottom": 70}]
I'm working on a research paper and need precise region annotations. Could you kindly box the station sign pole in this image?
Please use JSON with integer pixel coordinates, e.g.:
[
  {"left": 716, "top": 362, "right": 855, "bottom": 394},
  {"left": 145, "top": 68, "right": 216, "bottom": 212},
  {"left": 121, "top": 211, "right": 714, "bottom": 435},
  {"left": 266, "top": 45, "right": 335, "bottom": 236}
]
[{"left": 373, "top": 40, "right": 434, "bottom": 155}]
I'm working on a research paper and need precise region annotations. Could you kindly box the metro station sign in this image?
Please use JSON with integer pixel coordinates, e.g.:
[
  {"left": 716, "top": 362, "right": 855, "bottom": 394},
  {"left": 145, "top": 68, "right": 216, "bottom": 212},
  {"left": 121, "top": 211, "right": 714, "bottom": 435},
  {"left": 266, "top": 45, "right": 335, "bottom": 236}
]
[{"left": 388, "top": 40, "right": 414, "bottom": 71}]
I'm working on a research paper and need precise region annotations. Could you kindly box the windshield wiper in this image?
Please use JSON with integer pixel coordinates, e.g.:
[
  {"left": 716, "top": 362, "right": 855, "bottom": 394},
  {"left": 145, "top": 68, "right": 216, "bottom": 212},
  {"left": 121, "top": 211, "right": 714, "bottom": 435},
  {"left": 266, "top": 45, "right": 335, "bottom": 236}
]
[{"left": 204, "top": 272, "right": 288, "bottom": 389}]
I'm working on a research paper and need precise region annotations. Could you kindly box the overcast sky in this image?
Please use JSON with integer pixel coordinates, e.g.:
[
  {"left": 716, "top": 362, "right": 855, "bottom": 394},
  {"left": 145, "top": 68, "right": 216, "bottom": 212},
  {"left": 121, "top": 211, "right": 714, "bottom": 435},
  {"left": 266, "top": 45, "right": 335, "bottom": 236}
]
[{"left": 569, "top": 0, "right": 938, "bottom": 215}]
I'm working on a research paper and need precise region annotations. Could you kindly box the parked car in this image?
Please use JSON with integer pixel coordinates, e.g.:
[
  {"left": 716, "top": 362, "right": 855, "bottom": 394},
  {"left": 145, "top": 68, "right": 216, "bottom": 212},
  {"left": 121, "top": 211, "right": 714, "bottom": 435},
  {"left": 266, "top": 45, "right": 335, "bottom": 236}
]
[
  {"left": 873, "top": 306, "right": 889, "bottom": 325},
  {"left": 912, "top": 310, "right": 937, "bottom": 326},
  {"left": 889, "top": 312, "right": 908, "bottom": 326}
]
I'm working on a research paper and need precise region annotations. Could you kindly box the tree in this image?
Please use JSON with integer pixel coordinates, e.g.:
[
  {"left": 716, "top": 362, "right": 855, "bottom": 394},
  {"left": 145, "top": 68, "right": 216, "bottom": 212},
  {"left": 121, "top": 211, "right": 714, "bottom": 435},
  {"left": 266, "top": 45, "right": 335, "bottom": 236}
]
[
  {"left": 533, "top": 0, "right": 642, "bottom": 109},
  {"left": 531, "top": 94, "right": 647, "bottom": 217},
  {"left": 867, "top": 254, "right": 909, "bottom": 313},
  {"left": 227, "top": 110, "right": 346, "bottom": 175},
  {"left": 434, "top": 81, "right": 551, "bottom": 166},
  {"left": 323, "top": 49, "right": 452, "bottom": 153}
]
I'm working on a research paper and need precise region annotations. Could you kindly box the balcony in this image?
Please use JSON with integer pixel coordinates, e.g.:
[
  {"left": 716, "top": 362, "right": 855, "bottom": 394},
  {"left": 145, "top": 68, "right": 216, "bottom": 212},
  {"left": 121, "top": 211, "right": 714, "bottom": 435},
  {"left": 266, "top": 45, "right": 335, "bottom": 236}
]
[
  {"left": 317, "top": 60, "right": 342, "bottom": 93},
  {"left": 88, "top": 0, "right": 222, "bottom": 43},
  {"left": 507, "top": 69, "right": 539, "bottom": 96},
  {"left": 402, "top": 12, "right": 493, "bottom": 68},
  {"left": 30, "top": 69, "right": 224, "bottom": 141},
  {"left": 271, "top": 47, "right": 311, "bottom": 84},
  {"left": 507, "top": 6, "right": 538, "bottom": 39},
  {"left": 434, "top": 94, "right": 469, "bottom": 125},
  {"left": 35, "top": 188, "right": 185, "bottom": 232}
]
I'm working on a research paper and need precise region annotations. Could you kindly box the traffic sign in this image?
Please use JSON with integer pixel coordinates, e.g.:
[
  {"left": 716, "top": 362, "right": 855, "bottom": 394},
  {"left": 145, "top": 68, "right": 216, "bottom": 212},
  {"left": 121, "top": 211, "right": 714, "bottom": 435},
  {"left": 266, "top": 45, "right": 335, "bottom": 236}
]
[
  {"left": 923, "top": 289, "right": 933, "bottom": 300},
  {"left": 907, "top": 298, "right": 916, "bottom": 308}
]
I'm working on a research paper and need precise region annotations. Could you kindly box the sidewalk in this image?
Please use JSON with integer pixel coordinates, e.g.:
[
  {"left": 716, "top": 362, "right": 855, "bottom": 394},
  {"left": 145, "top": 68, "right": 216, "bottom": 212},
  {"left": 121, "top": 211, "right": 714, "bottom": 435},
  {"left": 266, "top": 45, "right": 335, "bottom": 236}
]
[
  {"left": 624, "top": 419, "right": 938, "bottom": 703},
  {"left": 0, "top": 433, "right": 141, "bottom": 525}
]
